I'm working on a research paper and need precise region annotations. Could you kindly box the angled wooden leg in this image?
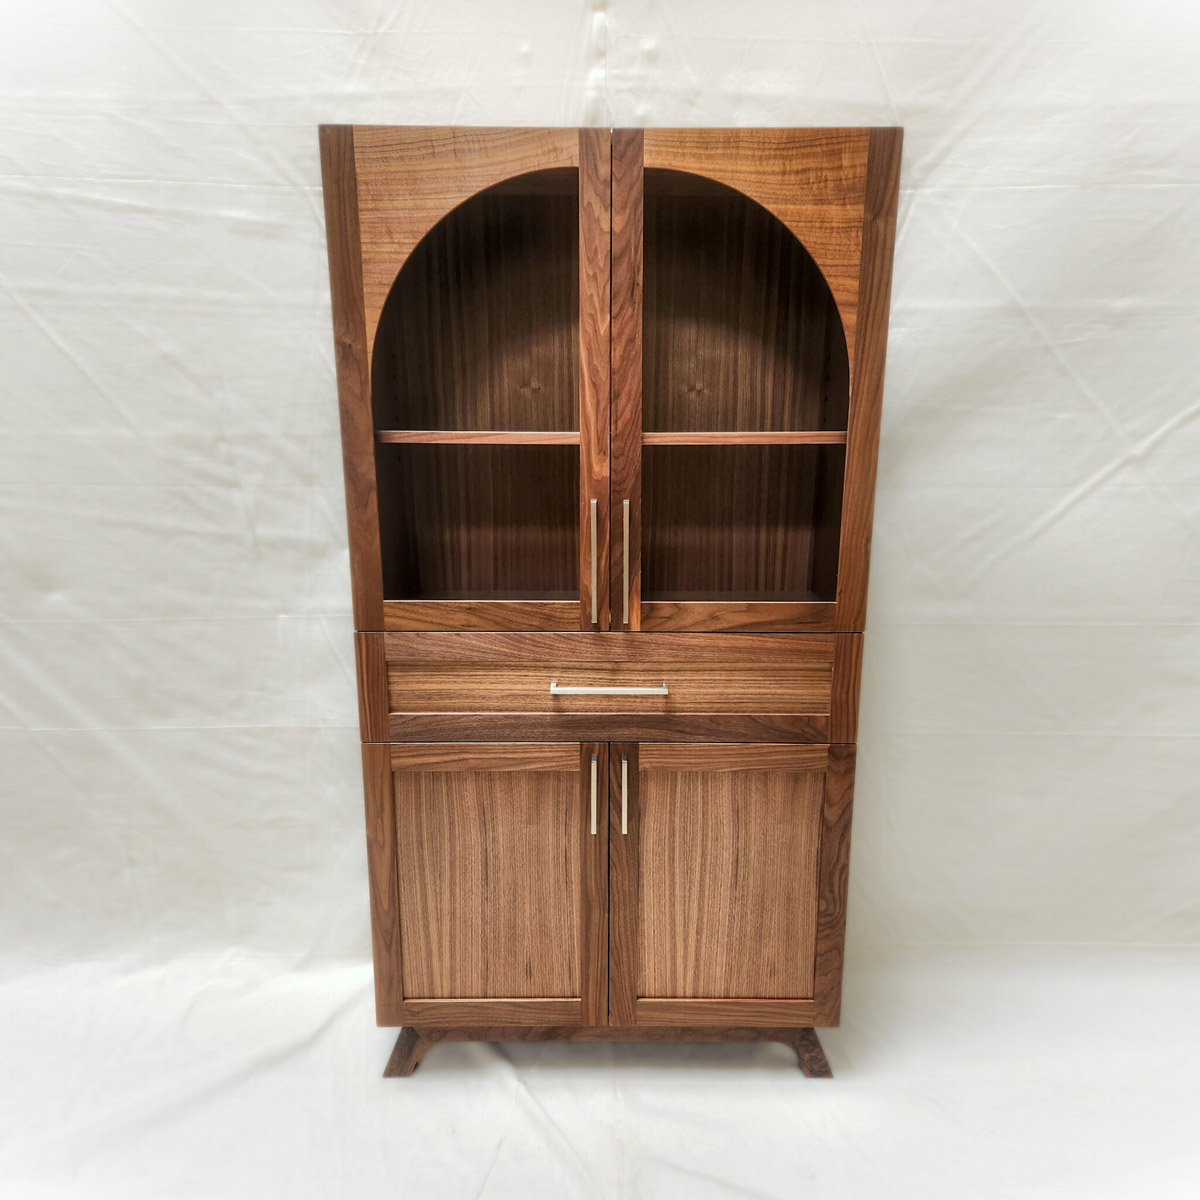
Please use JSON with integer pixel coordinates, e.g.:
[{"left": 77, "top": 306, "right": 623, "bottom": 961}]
[
  {"left": 384, "top": 1027, "right": 432, "bottom": 1078},
  {"left": 787, "top": 1028, "right": 833, "bottom": 1078}
]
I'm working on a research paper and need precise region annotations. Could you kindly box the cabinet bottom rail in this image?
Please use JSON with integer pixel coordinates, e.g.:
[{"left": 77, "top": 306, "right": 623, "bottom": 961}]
[{"left": 383, "top": 1025, "right": 832, "bottom": 1078}]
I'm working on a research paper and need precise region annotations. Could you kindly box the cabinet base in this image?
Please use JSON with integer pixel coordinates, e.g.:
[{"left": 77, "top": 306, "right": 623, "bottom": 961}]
[{"left": 383, "top": 1025, "right": 832, "bottom": 1078}]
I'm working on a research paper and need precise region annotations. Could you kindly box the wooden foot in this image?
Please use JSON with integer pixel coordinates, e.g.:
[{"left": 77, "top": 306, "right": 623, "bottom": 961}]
[
  {"left": 382, "top": 1025, "right": 832, "bottom": 1076},
  {"left": 787, "top": 1027, "right": 833, "bottom": 1077},
  {"left": 383, "top": 1027, "right": 432, "bottom": 1077}
]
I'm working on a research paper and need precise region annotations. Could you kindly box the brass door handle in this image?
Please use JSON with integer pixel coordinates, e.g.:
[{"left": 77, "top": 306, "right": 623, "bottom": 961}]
[
  {"left": 590, "top": 498, "right": 598, "bottom": 626},
  {"left": 622, "top": 498, "right": 630, "bottom": 626},
  {"left": 589, "top": 753, "right": 598, "bottom": 835},
  {"left": 621, "top": 755, "right": 628, "bottom": 835}
]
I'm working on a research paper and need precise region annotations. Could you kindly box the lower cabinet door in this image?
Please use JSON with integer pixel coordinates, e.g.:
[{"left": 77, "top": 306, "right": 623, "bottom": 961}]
[
  {"left": 609, "top": 743, "right": 855, "bottom": 1028},
  {"left": 363, "top": 742, "right": 608, "bottom": 1027}
]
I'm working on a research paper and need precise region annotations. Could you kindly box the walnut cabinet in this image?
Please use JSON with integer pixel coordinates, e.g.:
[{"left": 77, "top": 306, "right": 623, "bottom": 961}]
[{"left": 320, "top": 125, "right": 901, "bottom": 1074}]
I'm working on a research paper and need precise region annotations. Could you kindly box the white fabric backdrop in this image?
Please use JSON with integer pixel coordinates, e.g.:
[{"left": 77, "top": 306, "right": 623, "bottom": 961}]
[{"left": 2, "top": 2, "right": 1199, "bottom": 1196}]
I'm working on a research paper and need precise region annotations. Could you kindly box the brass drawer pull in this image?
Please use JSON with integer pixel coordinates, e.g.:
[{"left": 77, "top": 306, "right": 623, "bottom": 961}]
[{"left": 550, "top": 681, "right": 669, "bottom": 696}]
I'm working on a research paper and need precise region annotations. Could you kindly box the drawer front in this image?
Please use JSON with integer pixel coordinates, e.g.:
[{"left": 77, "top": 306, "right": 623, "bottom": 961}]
[{"left": 357, "top": 632, "right": 862, "bottom": 744}]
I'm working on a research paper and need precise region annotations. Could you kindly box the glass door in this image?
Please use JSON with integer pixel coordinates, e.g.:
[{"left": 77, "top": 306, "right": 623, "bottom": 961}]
[
  {"left": 610, "top": 131, "right": 853, "bottom": 633},
  {"left": 372, "top": 131, "right": 611, "bottom": 631}
]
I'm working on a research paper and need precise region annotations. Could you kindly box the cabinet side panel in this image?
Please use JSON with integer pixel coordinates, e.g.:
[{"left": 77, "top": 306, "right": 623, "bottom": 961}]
[
  {"left": 355, "top": 632, "right": 388, "bottom": 741},
  {"left": 319, "top": 126, "right": 384, "bottom": 631},
  {"left": 361, "top": 743, "right": 404, "bottom": 1024},
  {"left": 812, "top": 743, "right": 856, "bottom": 1025},
  {"left": 836, "top": 128, "right": 902, "bottom": 630}
]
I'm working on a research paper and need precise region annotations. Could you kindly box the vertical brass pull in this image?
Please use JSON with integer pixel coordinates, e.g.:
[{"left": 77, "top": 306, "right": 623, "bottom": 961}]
[
  {"left": 620, "top": 755, "right": 628, "bottom": 835},
  {"left": 590, "top": 753, "right": 598, "bottom": 835},
  {"left": 622, "top": 499, "right": 630, "bottom": 626},
  {"left": 590, "top": 498, "right": 598, "bottom": 625}
]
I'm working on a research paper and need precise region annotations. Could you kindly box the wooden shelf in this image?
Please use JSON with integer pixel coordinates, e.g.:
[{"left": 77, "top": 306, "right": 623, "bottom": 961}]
[
  {"left": 641, "top": 431, "right": 847, "bottom": 446},
  {"left": 376, "top": 430, "right": 580, "bottom": 446}
]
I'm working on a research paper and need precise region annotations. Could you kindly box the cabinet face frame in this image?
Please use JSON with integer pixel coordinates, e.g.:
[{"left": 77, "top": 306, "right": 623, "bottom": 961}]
[
  {"left": 609, "top": 127, "right": 902, "bottom": 634},
  {"left": 609, "top": 743, "right": 856, "bottom": 1027},
  {"left": 363, "top": 742, "right": 608, "bottom": 1027}
]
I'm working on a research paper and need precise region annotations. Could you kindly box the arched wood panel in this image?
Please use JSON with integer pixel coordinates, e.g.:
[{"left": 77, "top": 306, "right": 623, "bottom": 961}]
[{"left": 352, "top": 126, "right": 581, "bottom": 362}]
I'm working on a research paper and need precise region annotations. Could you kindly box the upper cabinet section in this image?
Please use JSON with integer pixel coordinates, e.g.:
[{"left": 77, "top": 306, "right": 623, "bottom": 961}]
[{"left": 322, "top": 125, "right": 899, "bottom": 634}]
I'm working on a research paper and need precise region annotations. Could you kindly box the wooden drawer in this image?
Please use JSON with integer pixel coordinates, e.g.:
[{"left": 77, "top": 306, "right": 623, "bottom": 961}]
[{"left": 357, "top": 632, "right": 862, "bottom": 743}]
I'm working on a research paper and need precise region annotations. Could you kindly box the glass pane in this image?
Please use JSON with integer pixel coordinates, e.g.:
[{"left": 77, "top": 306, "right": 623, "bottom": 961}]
[
  {"left": 376, "top": 444, "right": 578, "bottom": 601},
  {"left": 642, "top": 445, "right": 843, "bottom": 602}
]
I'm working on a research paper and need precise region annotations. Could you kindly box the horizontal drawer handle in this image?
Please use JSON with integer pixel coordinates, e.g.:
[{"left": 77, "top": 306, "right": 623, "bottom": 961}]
[{"left": 549, "top": 680, "right": 669, "bottom": 696}]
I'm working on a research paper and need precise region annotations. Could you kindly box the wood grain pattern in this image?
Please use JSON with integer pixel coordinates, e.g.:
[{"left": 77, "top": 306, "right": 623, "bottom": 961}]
[
  {"left": 788, "top": 1027, "right": 833, "bottom": 1078},
  {"left": 642, "top": 129, "right": 870, "bottom": 366},
  {"left": 383, "top": 600, "right": 581, "bottom": 632},
  {"left": 642, "top": 431, "right": 846, "bottom": 445},
  {"left": 610, "top": 129, "right": 644, "bottom": 630},
  {"left": 355, "top": 632, "right": 388, "bottom": 742},
  {"left": 386, "top": 713, "right": 831, "bottom": 744},
  {"left": 637, "top": 762, "right": 823, "bottom": 999},
  {"left": 639, "top": 600, "right": 837, "bottom": 632},
  {"left": 396, "top": 999, "right": 583, "bottom": 1027},
  {"left": 387, "top": 661, "right": 834, "bottom": 716},
  {"left": 608, "top": 742, "right": 638, "bottom": 1025},
  {"left": 642, "top": 444, "right": 844, "bottom": 604},
  {"left": 375, "top": 444, "right": 578, "bottom": 604},
  {"left": 579, "top": 128, "right": 612, "bottom": 631},
  {"left": 319, "top": 126, "right": 384, "bottom": 631},
  {"left": 383, "top": 1027, "right": 431, "bottom": 1077},
  {"left": 370, "top": 180, "right": 578, "bottom": 431},
  {"left": 812, "top": 743, "right": 856, "bottom": 1025},
  {"left": 361, "top": 743, "right": 404, "bottom": 1024},
  {"left": 381, "top": 630, "right": 838, "bottom": 663},
  {"left": 829, "top": 633, "right": 863, "bottom": 743},
  {"left": 634, "top": 1000, "right": 820, "bottom": 1027},
  {"left": 353, "top": 127, "right": 580, "bottom": 356},
  {"left": 643, "top": 169, "right": 849, "bottom": 433},
  {"left": 376, "top": 430, "right": 580, "bottom": 445},
  {"left": 835, "top": 128, "right": 903, "bottom": 631},
  {"left": 393, "top": 758, "right": 584, "bottom": 999},
  {"left": 389, "top": 743, "right": 578, "bottom": 772},
  {"left": 638, "top": 743, "right": 829, "bottom": 772}
]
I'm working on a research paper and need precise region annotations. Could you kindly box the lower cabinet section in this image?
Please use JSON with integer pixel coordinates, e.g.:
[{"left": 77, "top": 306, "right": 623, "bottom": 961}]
[{"left": 362, "top": 741, "right": 854, "bottom": 1029}]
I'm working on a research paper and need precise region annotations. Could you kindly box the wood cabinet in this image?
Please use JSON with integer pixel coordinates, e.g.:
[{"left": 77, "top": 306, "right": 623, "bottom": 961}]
[{"left": 321, "top": 124, "right": 901, "bottom": 1075}]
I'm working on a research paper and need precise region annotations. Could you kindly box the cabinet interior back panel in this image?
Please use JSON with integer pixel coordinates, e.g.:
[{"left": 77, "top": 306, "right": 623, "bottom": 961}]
[
  {"left": 638, "top": 768, "right": 823, "bottom": 999},
  {"left": 376, "top": 444, "right": 579, "bottom": 600},
  {"left": 394, "top": 767, "right": 582, "bottom": 998},
  {"left": 642, "top": 445, "right": 844, "bottom": 602}
]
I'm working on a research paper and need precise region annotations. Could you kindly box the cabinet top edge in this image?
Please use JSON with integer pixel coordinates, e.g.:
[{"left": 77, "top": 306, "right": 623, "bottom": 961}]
[{"left": 318, "top": 123, "right": 903, "bottom": 135}]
